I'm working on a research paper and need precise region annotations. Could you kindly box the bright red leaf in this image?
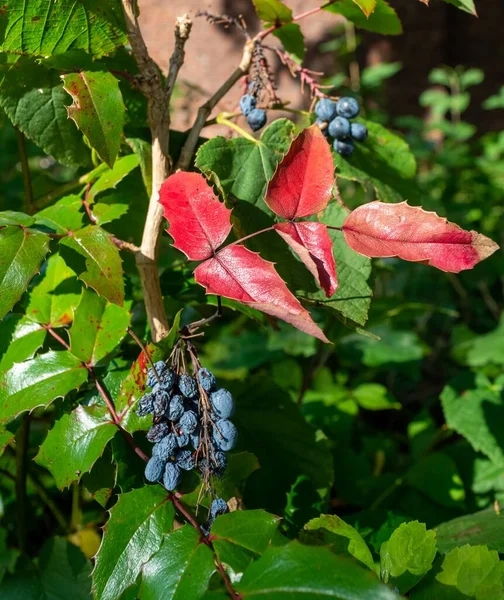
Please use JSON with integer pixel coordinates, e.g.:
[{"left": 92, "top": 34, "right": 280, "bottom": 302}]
[
  {"left": 159, "top": 172, "right": 232, "bottom": 261},
  {"left": 265, "top": 125, "right": 335, "bottom": 219},
  {"left": 194, "top": 245, "right": 329, "bottom": 343},
  {"left": 274, "top": 222, "right": 338, "bottom": 297},
  {"left": 342, "top": 201, "right": 499, "bottom": 273}
]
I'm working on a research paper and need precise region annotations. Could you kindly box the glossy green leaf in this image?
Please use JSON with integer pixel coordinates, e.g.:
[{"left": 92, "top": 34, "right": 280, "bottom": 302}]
[
  {"left": 325, "top": 0, "right": 402, "bottom": 36},
  {"left": 411, "top": 545, "right": 504, "bottom": 600},
  {"left": 0, "top": 315, "right": 46, "bottom": 371},
  {"left": 126, "top": 138, "right": 153, "bottom": 197},
  {"left": 436, "top": 507, "right": 504, "bottom": 554},
  {"left": 35, "top": 195, "right": 84, "bottom": 234},
  {"left": 0, "top": 58, "right": 90, "bottom": 167},
  {"left": 35, "top": 404, "right": 117, "bottom": 488},
  {"left": 63, "top": 71, "right": 125, "bottom": 167},
  {"left": 304, "top": 514, "right": 375, "bottom": 570},
  {"left": 69, "top": 288, "right": 130, "bottom": 365},
  {"left": 0, "top": 0, "right": 127, "bottom": 57},
  {"left": 441, "top": 374, "right": 504, "bottom": 467},
  {"left": 351, "top": 0, "right": 377, "bottom": 17},
  {"left": 92, "top": 486, "right": 175, "bottom": 600},
  {"left": 333, "top": 119, "right": 417, "bottom": 203},
  {"left": 253, "top": 0, "right": 292, "bottom": 23},
  {"left": 195, "top": 119, "right": 296, "bottom": 214},
  {"left": 89, "top": 154, "right": 140, "bottom": 200},
  {"left": 0, "top": 537, "right": 92, "bottom": 599},
  {"left": 0, "top": 428, "right": 14, "bottom": 457},
  {"left": 441, "top": 0, "right": 477, "bottom": 15},
  {"left": 380, "top": 521, "right": 437, "bottom": 590},
  {"left": 273, "top": 24, "right": 305, "bottom": 62},
  {"left": 0, "top": 351, "right": 88, "bottom": 424},
  {"left": 0, "top": 226, "right": 50, "bottom": 320},
  {"left": 92, "top": 201, "right": 129, "bottom": 226},
  {"left": 0, "top": 211, "right": 34, "bottom": 226},
  {"left": 353, "top": 383, "right": 401, "bottom": 411},
  {"left": 406, "top": 452, "right": 466, "bottom": 509},
  {"left": 26, "top": 253, "right": 81, "bottom": 327},
  {"left": 237, "top": 541, "right": 400, "bottom": 599},
  {"left": 140, "top": 525, "right": 214, "bottom": 600},
  {"left": 59, "top": 225, "right": 124, "bottom": 306}
]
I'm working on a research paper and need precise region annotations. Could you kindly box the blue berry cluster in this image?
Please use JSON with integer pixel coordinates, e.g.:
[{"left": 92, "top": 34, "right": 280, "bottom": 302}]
[
  {"left": 137, "top": 362, "right": 237, "bottom": 493},
  {"left": 315, "top": 97, "right": 368, "bottom": 157},
  {"left": 239, "top": 94, "right": 267, "bottom": 132}
]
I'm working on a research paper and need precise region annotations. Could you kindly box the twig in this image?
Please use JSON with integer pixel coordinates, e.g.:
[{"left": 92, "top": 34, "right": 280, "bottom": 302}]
[
  {"left": 112, "top": 237, "right": 141, "bottom": 253},
  {"left": 127, "top": 327, "right": 162, "bottom": 385},
  {"left": 15, "top": 129, "right": 34, "bottom": 215},
  {"left": 256, "top": 1, "right": 338, "bottom": 41},
  {"left": 166, "top": 16, "right": 192, "bottom": 103},
  {"left": 15, "top": 415, "right": 30, "bottom": 552},
  {"left": 82, "top": 183, "right": 97, "bottom": 224}
]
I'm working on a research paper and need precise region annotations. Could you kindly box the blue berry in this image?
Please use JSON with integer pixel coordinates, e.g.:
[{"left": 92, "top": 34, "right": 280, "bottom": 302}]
[
  {"left": 315, "top": 98, "right": 337, "bottom": 122},
  {"left": 350, "top": 122, "right": 368, "bottom": 142},
  {"left": 147, "top": 361, "right": 166, "bottom": 387},
  {"left": 167, "top": 395, "right": 184, "bottom": 421},
  {"left": 147, "top": 422, "right": 170, "bottom": 443},
  {"left": 176, "top": 449, "right": 195, "bottom": 471},
  {"left": 328, "top": 116, "right": 351, "bottom": 140},
  {"left": 136, "top": 393, "right": 154, "bottom": 417},
  {"left": 145, "top": 455, "right": 165, "bottom": 482},
  {"left": 247, "top": 108, "right": 267, "bottom": 132},
  {"left": 190, "top": 430, "right": 200, "bottom": 449},
  {"left": 316, "top": 118, "right": 330, "bottom": 138},
  {"left": 198, "top": 458, "right": 210, "bottom": 477},
  {"left": 239, "top": 94, "right": 256, "bottom": 116},
  {"left": 212, "top": 451, "right": 227, "bottom": 477},
  {"left": 197, "top": 368, "right": 216, "bottom": 392},
  {"left": 210, "top": 498, "right": 229, "bottom": 520},
  {"left": 160, "top": 369, "right": 177, "bottom": 392},
  {"left": 176, "top": 431, "right": 190, "bottom": 448},
  {"left": 213, "top": 419, "right": 238, "bottom": 451},
  {"left": 333, "top": 138, "right": 355, "bottom": 157},
  {"left": 178, "top": 375, "right": 198, "bottom": 399},
  {"left": 152, "top": 390, "right": 170, "bottom": 417},
  {"left": 163, "top": 462, "right": 181, "bottom": 491},
  {"left": 336, "top": 97, "right": 359, "bottom": 119},
  {"left": 179, "top": 410, "right": 199, "bottom": 434},
  {"left": 152, "top": 433, "right": 177, "bottom": 460},
  {"left": 210, "top": 389, "right": 235, "bottom": 419}
]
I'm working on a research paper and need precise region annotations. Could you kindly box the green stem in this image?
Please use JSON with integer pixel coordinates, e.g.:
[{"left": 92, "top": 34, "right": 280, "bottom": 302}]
[
  {"left": 15, "top": 130, "right": 34, "bottom": 215},
  {"left": 216, "top": 114, "right": 258, "bottom": 143},
  {"left": 15, "top": 415, "right": 30, "bottom": 552},
  {"left": 70, "top": 482, "right": 82, "bottom": 531}
]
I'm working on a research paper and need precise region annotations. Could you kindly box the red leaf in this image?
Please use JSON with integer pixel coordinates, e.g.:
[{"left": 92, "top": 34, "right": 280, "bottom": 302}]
[
  {"left": 274, "top": 222, "right": 338, "bottom": 297},
  {"left": 265, "top": 125, "right": 335, "bottom": 219},
  {"left": 159, "top": 172, "right": 232, "bottom": 260},
  {"left": 194, "top": 245, "right": 329, "bottom": 343},
  {"left": 342, "top": 201, "right": 499, "bottom": 273}
]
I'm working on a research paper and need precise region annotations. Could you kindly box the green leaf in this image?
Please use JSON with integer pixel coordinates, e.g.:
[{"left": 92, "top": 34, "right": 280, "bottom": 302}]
[
  {"left": 441, "top": 374, "right": 504, "bottom": 467},
  {"left": 0, "top": 226, "right": 50, "bottom": 320},
  {"left": 26, "top": 253, "right": 81, "bottom": 327},
  {"left": 324, "top": 0, "right": 402, "bottom": 36},
  {"left": 0, "top": 58, "right": 90, "bottom": 167},
  {"left": 464, "top": 317, "right": 504, "bottom": 367},
  {"left": 63, "top": 71, "right": 125, "bottom": 167},
  {"left": 140, "top": 525, "right": 215, "bottom": 600},
  {"left": 0, "top": 350, "right": 88, "bottom": 424},
  {"left": 436, "top": 507, "right": 504, "bottom": 554},
  {"left": 89, "top": 154, "right": 140, "bottom": 200},
  {"left": 406, "top": 452, "right": 466, "bottom": 510},
  {"left": 0, "top": 428, "right": 14, "bottom": 457},
  {"left": 92, "top": 486, "right": 175, "bottom": 600},
  {"left": 35, "top": 195, "right": 84, "bottom": 234},
  {"left": 59, "top": 225, "right": 124, "bottom": 306},
  {"left": 236, "top": 541, "right": 400, "bottom": 599},
  {"left": 195, "top": 119, "right": 296, "bottom": 214},
  {"left": 411, "top": 545, "right": 504, "bottom": 600},
  {"left": 333, "top": 119, "right": 417, "bottom": 203},
  {"left": 441, "top": 0, "right": 477, "bottom": 15},
  {"left": 302, "top": 202, "right": 372, "bottom": 328},
  {"left": 380, "top": 521, "right": 437, "bottom": 593},
  {"left": 273, "top": 24, "right": 305, "bottom": 62},
  {"left": 0, "top": 315, "right": 46, "bottom": 372},
  {"left": 35, "top": 404, "right": 117, "bottom": 488},
  {"left": 304, "top": 514, "right": 375, "bottom": 570},
  {"left": 126, "top": 138, "right": 153, "bottom": 197},
  {"left": 352, "top": 383, "right": 401, "bottom": 411},
  {"left": 82, "top": 450, "right": 117, "bottom": 508},
  {"left": 0, "top": 0, "right": 127, "bottom": 57},
  {"left": 69, "top": 288, "right": 130, "bottom": 365},
  {"left": 253, "top": 0, "right": 292, "bottom": 23},
  {"left": 351, "top": 0, "right": 377, "bottom": 17},
  {"left": 0, "top": 537, "right": 92, "bottom": 599},
  {"left": 0, "top": 211, "right": 34, "bottom": 226}
]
